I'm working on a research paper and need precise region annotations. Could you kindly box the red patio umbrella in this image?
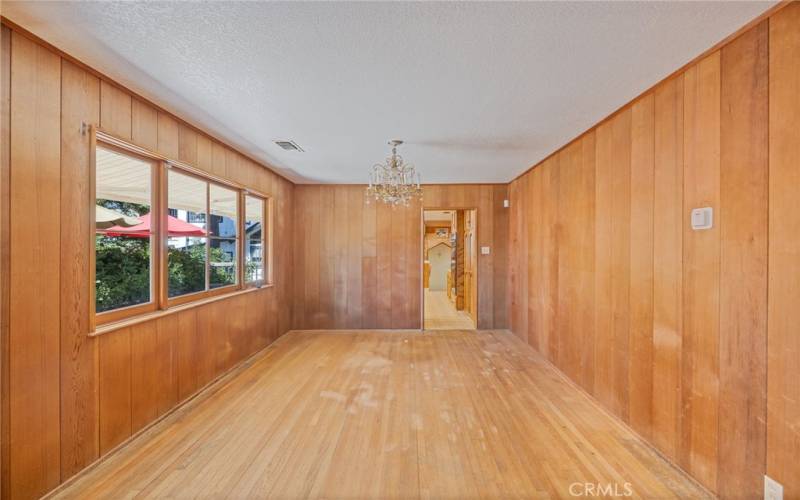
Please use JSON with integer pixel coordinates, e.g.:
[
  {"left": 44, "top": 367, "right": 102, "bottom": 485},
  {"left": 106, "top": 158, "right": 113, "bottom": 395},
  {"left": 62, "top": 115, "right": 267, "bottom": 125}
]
[{"left": 103, "top": 213, "right": 207, "bottom": 238}]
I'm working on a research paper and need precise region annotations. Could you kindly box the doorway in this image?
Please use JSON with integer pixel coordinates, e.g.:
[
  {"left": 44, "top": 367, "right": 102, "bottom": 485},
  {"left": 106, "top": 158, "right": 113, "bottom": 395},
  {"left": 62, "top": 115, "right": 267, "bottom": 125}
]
[{"left": 422, "top": 209, "right": 477, "bottom": 330}]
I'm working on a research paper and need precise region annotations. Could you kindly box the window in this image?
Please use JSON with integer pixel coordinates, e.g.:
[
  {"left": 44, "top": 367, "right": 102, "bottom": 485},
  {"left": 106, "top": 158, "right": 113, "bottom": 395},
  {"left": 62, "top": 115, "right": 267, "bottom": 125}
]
[
  {"left": 167, "top": 171, "right": 241, "bottom": 302},
  {"left": 167, "top": 170, "right": 208, "bottom": 298},
  {"left": 94, "top": 145, "right": 156, "bottom": 319},
  {"left": 93, "top": 133, "right": 273, "bottom": 324},
  {"left": 244, "top": 195, "right": 265, "bottom": 285},
  {"left": 209, "top": 184, "right": 238, "bottom": 288}
]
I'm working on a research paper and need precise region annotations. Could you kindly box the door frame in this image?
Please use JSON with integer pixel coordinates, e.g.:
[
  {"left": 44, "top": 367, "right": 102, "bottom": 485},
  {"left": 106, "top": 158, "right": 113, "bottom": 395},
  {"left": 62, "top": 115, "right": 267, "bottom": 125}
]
[{"left": 420, "top": 207, "right": 478, "bottom": 330}]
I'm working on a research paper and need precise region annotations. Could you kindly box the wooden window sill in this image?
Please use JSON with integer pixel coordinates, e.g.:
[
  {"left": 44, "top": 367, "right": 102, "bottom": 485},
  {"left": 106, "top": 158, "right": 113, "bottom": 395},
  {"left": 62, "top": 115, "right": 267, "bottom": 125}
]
[{"left": 90, "top": 283, "right": 274, "bottom": 337}]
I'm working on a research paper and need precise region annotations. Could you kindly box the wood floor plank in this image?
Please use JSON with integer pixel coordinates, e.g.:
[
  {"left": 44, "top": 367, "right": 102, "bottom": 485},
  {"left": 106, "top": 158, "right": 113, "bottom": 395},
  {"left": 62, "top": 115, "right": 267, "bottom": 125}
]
[{"left": 53, "top": 330, "right": 710, "bottom": 499}]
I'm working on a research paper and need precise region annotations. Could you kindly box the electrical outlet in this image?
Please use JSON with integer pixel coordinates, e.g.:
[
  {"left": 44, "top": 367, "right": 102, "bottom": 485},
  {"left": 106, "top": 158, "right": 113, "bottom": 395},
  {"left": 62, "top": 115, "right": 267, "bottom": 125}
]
[
  {"left": 765, "top": 475, "right": 783, "bottom": 500},
  {"left": 481, "top": 246, "right": 491, "bottom": 255}
]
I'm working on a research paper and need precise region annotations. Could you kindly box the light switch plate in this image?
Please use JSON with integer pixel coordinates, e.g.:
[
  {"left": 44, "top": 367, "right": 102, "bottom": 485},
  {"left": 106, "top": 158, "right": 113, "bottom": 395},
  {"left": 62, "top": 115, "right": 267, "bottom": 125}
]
[
  {"left": 481, "top": 246, "right": 491, "bottom": 255},
  {"left": 691, "top": 207, "right": 713, "bottom": 230},
  {"left": 503, "top": 199, "right": 510, "bottom": 208},
  {"left": 765, "top": 475, "right": 783, "bottom": 500}
]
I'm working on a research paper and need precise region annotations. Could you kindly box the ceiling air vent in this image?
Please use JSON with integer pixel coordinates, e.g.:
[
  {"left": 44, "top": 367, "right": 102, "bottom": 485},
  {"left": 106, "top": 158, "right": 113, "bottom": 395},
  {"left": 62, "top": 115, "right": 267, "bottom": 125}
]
[{"left": 274, "top": 140, "right": 304, "bottom": 152}]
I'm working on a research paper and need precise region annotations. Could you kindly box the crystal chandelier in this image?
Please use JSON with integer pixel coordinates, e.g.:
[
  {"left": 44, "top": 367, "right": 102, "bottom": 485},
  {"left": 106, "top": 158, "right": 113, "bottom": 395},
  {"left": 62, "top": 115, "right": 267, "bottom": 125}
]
[{"left": 366, "top": 140, "right": 422, "bottom": 206}]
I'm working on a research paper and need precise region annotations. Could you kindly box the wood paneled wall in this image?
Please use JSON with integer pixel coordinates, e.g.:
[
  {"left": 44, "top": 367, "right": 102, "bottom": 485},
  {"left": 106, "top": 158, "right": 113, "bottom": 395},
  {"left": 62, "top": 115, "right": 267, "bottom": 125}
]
[
  {"left": 0, "top": 25, "right": 295, "bottom": 500},
  {"left": 293, "top": 184, "right": 509, "bottom": 330},
  {"left": 508, "top": 5, "right": 799, "bottom": 497}
]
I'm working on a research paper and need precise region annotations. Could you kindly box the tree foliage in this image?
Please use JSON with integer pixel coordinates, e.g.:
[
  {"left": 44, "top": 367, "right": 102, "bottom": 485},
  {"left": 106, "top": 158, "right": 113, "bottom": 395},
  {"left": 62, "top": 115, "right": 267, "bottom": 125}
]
[{"left": 95, "top": 200, "right": 237, "bottom": 312}]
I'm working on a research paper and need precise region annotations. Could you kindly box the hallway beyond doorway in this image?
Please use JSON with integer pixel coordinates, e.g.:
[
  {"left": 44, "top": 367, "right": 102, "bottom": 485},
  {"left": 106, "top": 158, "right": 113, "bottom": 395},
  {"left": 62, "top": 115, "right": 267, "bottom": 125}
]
[
  {"left": 424, "top": 289, "right": 474, "bottom": 330},
  {"left": 422, "top": 208, "right": 477, "bottom": 330}
]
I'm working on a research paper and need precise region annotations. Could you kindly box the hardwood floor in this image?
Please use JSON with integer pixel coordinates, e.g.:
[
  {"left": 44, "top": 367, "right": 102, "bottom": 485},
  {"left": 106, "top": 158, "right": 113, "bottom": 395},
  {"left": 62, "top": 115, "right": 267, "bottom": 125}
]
[
  {"left": 424, "top": 289, "right": 475, "bottom": 330},
  {"left": 52, "top": 330, "right": 708, "bottom": 499}
]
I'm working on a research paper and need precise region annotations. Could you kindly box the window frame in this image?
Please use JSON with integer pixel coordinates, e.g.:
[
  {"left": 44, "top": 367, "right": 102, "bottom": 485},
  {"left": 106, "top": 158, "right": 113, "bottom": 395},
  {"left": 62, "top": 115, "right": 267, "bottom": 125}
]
[
  {"left": 165, "top": 166, "right": 241, "bottom": 307},
  {"left": 243, "top": 192, "right": 269, "bottom": 288},
  {"left": 94, "top": 141, "right": 162, "bottom": 326},
  {"left": 91, "top": 129, "right": 274, "bottom": 327}
]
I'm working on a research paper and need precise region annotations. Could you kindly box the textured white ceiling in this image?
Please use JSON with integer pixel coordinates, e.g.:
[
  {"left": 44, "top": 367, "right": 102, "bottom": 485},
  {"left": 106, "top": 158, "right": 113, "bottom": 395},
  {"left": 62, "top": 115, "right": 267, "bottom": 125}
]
[{"left": 3, "top": 1, "right": 774, "bottom": 184}]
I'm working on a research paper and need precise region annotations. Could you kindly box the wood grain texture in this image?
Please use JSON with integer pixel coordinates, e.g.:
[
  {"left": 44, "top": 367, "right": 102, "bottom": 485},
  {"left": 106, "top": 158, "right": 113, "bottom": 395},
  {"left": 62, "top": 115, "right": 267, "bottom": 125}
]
[
  {"left": 610, "top": 108, "right": 632, "bottom": 422},
  {"left": 99, "top": 80, "right": 131, "bottom": 140},
  {"left": 718, "top": 20, "right": 768, "bottom": 499},
  {"left": 593, "top": 119, "right": 614, "bottom": 413},
  {"left": 59, "top": 59, "right": 100, "bottom": 479},
  {"left": 131, "top": 98, "right": 157, "bottom": 151},
  {"left": 652, "top": 75, "right": 684, "bottom": 461},
  {"left": 9, "top": 31, "right": 62, "bottom": 500},
  {"left": 767, "top": 3, "right": 800, "bottom": 497},
  {"left": 98, "top": 326, "right": 132, "bottom": 455},
  {"left": 1, "top": 25, "right": 296, "bottom": 499},
  {"left": 293, "top": 185, "right": 509, "bottom": 331},
  {"left": 681, "top": 52, "right": 720, "bottom": 490},
  {"left": 53, "top": 330, "right": 709, "bottom": 500},
  {"left": 629, "top": 94, "right": 654, "bottom": 440},
  {"left": 0, "top": 24, "right": 11, "bottom": 500},
  {"left": 556, "top": 137, "right": 594, "bottom": 392},
  {"left": 156, "top": 112, "right": 179, "bottom": 159},
  {"left": 508, "top": 14, "right": 798, "bottom": 497}
]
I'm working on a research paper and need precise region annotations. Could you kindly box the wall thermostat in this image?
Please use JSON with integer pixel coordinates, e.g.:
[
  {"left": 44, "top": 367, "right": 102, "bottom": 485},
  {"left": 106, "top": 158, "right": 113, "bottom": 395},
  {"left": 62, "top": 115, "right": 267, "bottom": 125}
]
[{"left": 691, "top": 207, "right": 713, "bottom": 230}]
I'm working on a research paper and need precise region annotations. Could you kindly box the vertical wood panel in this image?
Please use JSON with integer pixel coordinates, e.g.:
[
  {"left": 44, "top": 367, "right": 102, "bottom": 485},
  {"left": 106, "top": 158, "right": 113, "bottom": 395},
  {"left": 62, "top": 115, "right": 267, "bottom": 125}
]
[
  {"left": 516, "top": 176, "right": 529, "bottom": 341},
  {"left": 131, "top": 98, "right": 157, "bottom": 151},
  {"left": 0, "top": 26, "right": 10, "bottom": 500},
  {"left": 99, "top": 81, "right": 131, "bottom": 140},
  {"left": 526, "top": 171, "right": 542, "bottom": 350},
  {"left": 304, "top": 186, "right": 321, "bottom": 327},
  {"left": 594, "top": 120, "right": 614, "bottom": 411},
  {"left": 541, "top": 158, "right": 559, "bottom": 361},
  {"left": 578, "top": 133, "right": 596, "bottom": 391},
  {"left": 478, "top": 185, "right": 494, "bottom": 329},
  {"left": 404, "top": 199, "right": 421, "bottom": 329},
  {"left": 292, "top": 187, "right": 306, "bottom": 328},
  {"left": 375, "top": 200, "right": 393, "bottom": 329},
  {"left": 652, "top": 76, "right": 684, "bottom": 460},
  {"left": 178, "top": 124, "right": 198, "bottom": 165},
  {"left": 211, "top": 141, "right": 226, "bottom": 179},
  {"left": 610, "top": 108, "right": 632, "bottom": 422},
  {"left": 130, "top": 323, "right": 160, "bottom": 433},
  {"left": 767, "top": 3, "right": 800, "bottom": 497},
  {"left": 333, "top": 187, "right": 349, "bottom": 328},
  {"left": 629, "top": 94, "right": 655, "bottom": 439},
  {"left": 492, "top": 184, "right": 509, "bottom": 330},
  {"left": 9, "top": 32, "right": 62, "bottom": 499},
  {"left": 176, "top": 309, "right": 199, "bottom": 401},
  {"left": 390, "top": 204, "right": 408, "bottom": 329},
  {"left": 196, "top": 134, "right": 213, "bottom": 174},
  {"left": 319, "top": 186, "right": 336, "bottom": 328},
  {"left": 508, "top": 180, "right": 521, "bottom": 337},
  {"left": 681, "top": 52, "right": 720, "bottom": 490},
  {"left": 98, "top": 327, "right": 131, "bottom": 455},
  {"left": 717, "top": 21, "right": 768, "bottom": 499},
  {"left": 155, "top": 315, "right": 179, "bottom": 416},
  {"left": 156, "top": 112, "right": 179, "bottom": 158},
  {"left": 362, "top": 190, "right": 377, "bottom": 329},
  {"left": 59, "top": 60, "right": 100, "bottom": 479},
  {"left": 346, "top": 187, "right": 363, "bottom": 328},
  {"left": 557, "top": 141, "right": 581, "bottom": 381}
]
